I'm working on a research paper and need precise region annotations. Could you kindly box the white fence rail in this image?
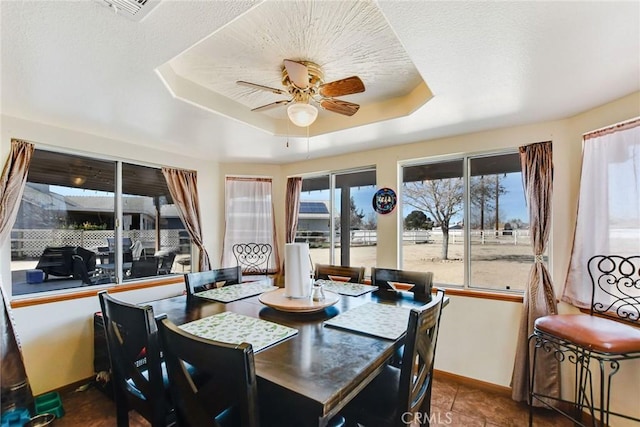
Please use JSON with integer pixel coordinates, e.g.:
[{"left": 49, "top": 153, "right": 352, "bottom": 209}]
[
  {"left": 295, "top": 229, "right": 531, "bottom": 247},
  {"left": 11, "top": 229, "right": 185, "bottom": 258}
]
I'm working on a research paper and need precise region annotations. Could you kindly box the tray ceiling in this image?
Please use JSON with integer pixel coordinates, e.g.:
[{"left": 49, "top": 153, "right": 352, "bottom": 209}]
[{"left": 157, "top": 1, "right": 432, "bottom": 137}]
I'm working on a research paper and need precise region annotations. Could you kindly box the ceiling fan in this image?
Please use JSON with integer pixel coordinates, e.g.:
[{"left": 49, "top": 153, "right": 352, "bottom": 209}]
[{"left": 237, "top": 59, "right": 365, "bottom": 127}]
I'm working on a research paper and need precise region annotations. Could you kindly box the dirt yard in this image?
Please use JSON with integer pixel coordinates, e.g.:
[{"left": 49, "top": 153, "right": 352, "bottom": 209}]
[{"left": 310, "top": 241, "right": 534, "bottom": 292}]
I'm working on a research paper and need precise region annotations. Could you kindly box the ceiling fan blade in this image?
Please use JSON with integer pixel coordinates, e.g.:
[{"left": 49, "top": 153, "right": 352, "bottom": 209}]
[
  {"left": 320, "top": 99, "right": 360, "bottom": 116},
  {"left": 319, "top": 76, "right": 365, "bottom": 98},
  {"left": 283, "top": 59, "right": 309, "bottom": 89},
  {"left": 237, "top": 80, "right": 287, "bottom": 95},
  {"left": 251, "top": 99, "right": 291, "bottom": 112}
]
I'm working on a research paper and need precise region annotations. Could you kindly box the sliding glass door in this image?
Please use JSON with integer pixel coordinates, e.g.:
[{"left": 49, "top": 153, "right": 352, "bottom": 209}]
[{"left": 299, "top": 168, "right": 377, "bottom": 269}]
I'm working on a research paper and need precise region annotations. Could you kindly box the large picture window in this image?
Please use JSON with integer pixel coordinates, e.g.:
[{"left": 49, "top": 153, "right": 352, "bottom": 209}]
[
  {"left": 401, "top": 151, "right": 532, "bottom": 292},
  {"left": 10, "top": 149, "right": 192, "bottom": 296}
]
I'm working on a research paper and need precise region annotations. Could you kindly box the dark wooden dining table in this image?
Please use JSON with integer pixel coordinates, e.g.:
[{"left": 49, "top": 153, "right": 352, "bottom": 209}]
[{"left": 145, "top": 283, "right": 437, "bottom": 427}]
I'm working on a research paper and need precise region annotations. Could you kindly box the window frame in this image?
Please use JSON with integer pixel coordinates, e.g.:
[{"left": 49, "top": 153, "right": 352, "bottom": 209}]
[
  {"left": 9, "top": 146, "right": 193, "bottom": 297},
  {"left": 298, "top": 166, "right": 377, "bottom": 267},
  {"left": 399, "top": 148, "right": 543, "bottom": 294}
]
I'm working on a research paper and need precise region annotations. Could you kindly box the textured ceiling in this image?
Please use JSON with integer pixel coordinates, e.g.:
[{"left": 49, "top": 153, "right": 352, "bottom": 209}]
[
  {"left": 1, "top": 1, "right": 639, "bottom": 163},
  {"left": 159, "top": 1, "right": 431, "bottom": 136}
]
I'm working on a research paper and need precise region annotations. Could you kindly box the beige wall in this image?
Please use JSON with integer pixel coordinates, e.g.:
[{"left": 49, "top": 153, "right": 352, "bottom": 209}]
[
  {"left": 0, "top": 115, "right": 220, "bottom": 393},
  {"left": 2, "top": 92, "right": 639, "bottom": 424}
]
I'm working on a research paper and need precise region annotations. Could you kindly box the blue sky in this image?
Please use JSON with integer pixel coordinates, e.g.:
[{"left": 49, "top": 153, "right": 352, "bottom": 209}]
[{"left": 301, "top": 172, "right": 528, "bottom": 223}]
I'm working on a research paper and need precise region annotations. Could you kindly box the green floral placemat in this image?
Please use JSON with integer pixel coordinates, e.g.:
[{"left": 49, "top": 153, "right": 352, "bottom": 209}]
[
  {"left": 194, "top": 282, "right": 277, "bottom": 303},
  {"left": 324, "top": 302, "right": 411, "bottom": 340},
  {"left": 180, "top": 311, "right": 298, "bottom": 352},
  {"left": 315, "top": 279, "right": 378, "bottom": 297}
]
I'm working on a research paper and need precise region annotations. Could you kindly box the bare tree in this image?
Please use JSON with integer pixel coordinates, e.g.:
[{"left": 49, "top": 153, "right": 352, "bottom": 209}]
[
  {"left": 470, "top": 175, "right": 506, "bottom": 232},
  {"left": 403, "top": 178, "right": 464, "bottom": 259}
]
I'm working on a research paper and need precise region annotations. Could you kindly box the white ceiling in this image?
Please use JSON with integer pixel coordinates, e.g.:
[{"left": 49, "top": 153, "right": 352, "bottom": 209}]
[
  {"left": 158, "top": 1, "right": 431, "bottom": 137},
  {"left": 1, "top": 1, "right": 639, "bottom": 164}
]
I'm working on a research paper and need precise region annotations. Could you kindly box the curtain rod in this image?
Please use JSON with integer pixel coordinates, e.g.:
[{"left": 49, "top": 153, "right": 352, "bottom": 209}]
[{"left": 583, "top": 116, "right": 640, "bottom": 140}]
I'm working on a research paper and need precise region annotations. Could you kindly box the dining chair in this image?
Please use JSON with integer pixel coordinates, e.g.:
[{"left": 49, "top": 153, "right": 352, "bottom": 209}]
[
  {"left": 232, "top": 243, "right": 272, "bottom": 278},
  {"left": 314, "top": 264, "right": 365, "bottom": 283},
  {"left": 528, "top": 255, "right": 640, "bottom": 426},
  {"left": 184, "top": 266, "right": 243, "bottom": 299},
  {"left": 97, "top": 290, "right": 173, "bottom": 427},
  {"left": 371, "top": 267, "right": 433, "bottom": 302},
  {"left": 156, "top": 315, "right": 260, "bottom": 427},
  {"left": 341, "top": 288, "right": 446, "bottom": 427}
]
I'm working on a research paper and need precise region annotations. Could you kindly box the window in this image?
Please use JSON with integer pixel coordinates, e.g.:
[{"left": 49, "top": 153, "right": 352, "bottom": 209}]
[
  {"left": 401, "top": 151, "right": 532, "bottom": 292},
  {"left": 10, "top": 149, "right": 192, "bottom": 296},
  {"left": 298, "top": 168, "right": 377, "bottom": 268},
  {"left": 563, "top": 121, "right": 640, "bottom": 310},
  {"left": 222, "top": 177, "right": 278, "bottom": 273}
]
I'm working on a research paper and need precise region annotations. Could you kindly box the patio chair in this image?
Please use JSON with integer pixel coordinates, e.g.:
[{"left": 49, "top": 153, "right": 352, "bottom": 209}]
[
  {"left": 156, "top": 252, "right": 176, "bottom": 275},
  {"left": 130, "top": 258, "right": 160, "bottom": 279}
]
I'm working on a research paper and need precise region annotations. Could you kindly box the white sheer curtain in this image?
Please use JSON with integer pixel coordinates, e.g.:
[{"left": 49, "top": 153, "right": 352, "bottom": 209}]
[
  {"left": 563, "top": 119, "right": 640, "bottom": 307},
  {"left": 221, "top": 177, "right": 279, "bottom": 272}
]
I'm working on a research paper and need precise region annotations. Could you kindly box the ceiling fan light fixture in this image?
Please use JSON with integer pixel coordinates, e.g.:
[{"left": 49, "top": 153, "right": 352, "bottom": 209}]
[{"left": 287, "top": 103, "right": 318, "bottom": 127}]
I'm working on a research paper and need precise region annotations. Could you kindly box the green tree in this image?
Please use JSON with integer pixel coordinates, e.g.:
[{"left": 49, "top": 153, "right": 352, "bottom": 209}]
[{"left": 404, "top": 210, "right": 433, "bottom": 230}]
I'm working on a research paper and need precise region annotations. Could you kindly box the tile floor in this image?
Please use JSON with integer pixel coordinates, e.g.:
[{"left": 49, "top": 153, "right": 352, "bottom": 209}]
[{"left": 50, "top": 375, "right": 571, "bottom": 426}]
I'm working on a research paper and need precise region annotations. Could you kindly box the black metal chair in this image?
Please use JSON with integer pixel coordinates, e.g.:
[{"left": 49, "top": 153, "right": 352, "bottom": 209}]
[
  {"left": 232, "top": 243, "right": 272, "bottom": 278},
  {"left": 371, "top": 267, "right": 433, "bottom": 302},
  {"left": 341, "top": 289, "right": 446, "bottom": 427},
  {"left": 156, "top": 252, "right": 176, "bottom": 275},
  {"left": 156, "top": 315, "right": 260, "bottom": 427},
  {"left": 97, "top": 291, "right": 173, "bottom": 427},
  {"left": 314, "top": 264, "right": 365, "bottom": 283},
  {"left": 529, "top": 254, "right": 640, "bottom": 427},
  {"left": 130, "top": 258, "right": 159, "bottom": 279},
  {"left": 184, "top": 267, "right": 243, "bottom": 301}
]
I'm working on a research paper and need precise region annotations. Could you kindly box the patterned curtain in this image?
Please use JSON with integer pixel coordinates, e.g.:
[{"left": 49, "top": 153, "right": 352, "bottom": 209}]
[
  {"left": 162, "top": 167, "right": 211, "bottom": 271},
  {"left": 511, "top": 141, "right": 559, "bottom": 405},
  {"left": 0, "top": 140, "right": 34, "bottom": 245},
  {"left": 1, "top": 139, "right": 35, "bottom": 413},
  {"left": 285, "top": 177, "right": 302, "bottom": 244}
]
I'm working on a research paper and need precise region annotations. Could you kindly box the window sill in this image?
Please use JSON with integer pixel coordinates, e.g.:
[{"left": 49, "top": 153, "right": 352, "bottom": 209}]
[
  {"left": 440, "top": 287, "right": 523, "bottom": 303},
  {"left": 10, "top": 276, "right": 184, "bottom": 309}
]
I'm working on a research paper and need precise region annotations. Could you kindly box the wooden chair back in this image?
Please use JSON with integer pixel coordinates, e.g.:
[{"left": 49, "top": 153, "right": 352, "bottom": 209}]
[
  {"left": 184, "top": 267, "right": 243, "bottom": 298},
  {"left": 397, "top": 289, "right": 445, "bottom": 420},
  {"left": 371, "top": 267, "right": 433, "bottom": 302},
  {"left": 97, "top": 290, "right": 172, "bottom": 427},
  {"left": 156, "top": 316, "right": 260, "bottom": 427},
  {"left": 314, "top": 264, "right": 365, "bottom": 283}
]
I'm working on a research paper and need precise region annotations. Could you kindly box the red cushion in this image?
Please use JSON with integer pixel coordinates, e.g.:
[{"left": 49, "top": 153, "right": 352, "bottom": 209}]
[{"left": 535, "top": 314, "right": 640, "bottom": 354}]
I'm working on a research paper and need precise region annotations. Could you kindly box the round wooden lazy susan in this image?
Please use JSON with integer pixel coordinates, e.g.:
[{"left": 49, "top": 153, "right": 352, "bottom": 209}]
[{"left": 259, "top": 288, "right": 340, "bottom": 313}]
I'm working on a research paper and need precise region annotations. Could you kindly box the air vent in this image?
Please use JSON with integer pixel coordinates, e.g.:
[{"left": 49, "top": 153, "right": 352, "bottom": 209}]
[{"left": 98, "top": 0, "right": 161, "bottom": 21}]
